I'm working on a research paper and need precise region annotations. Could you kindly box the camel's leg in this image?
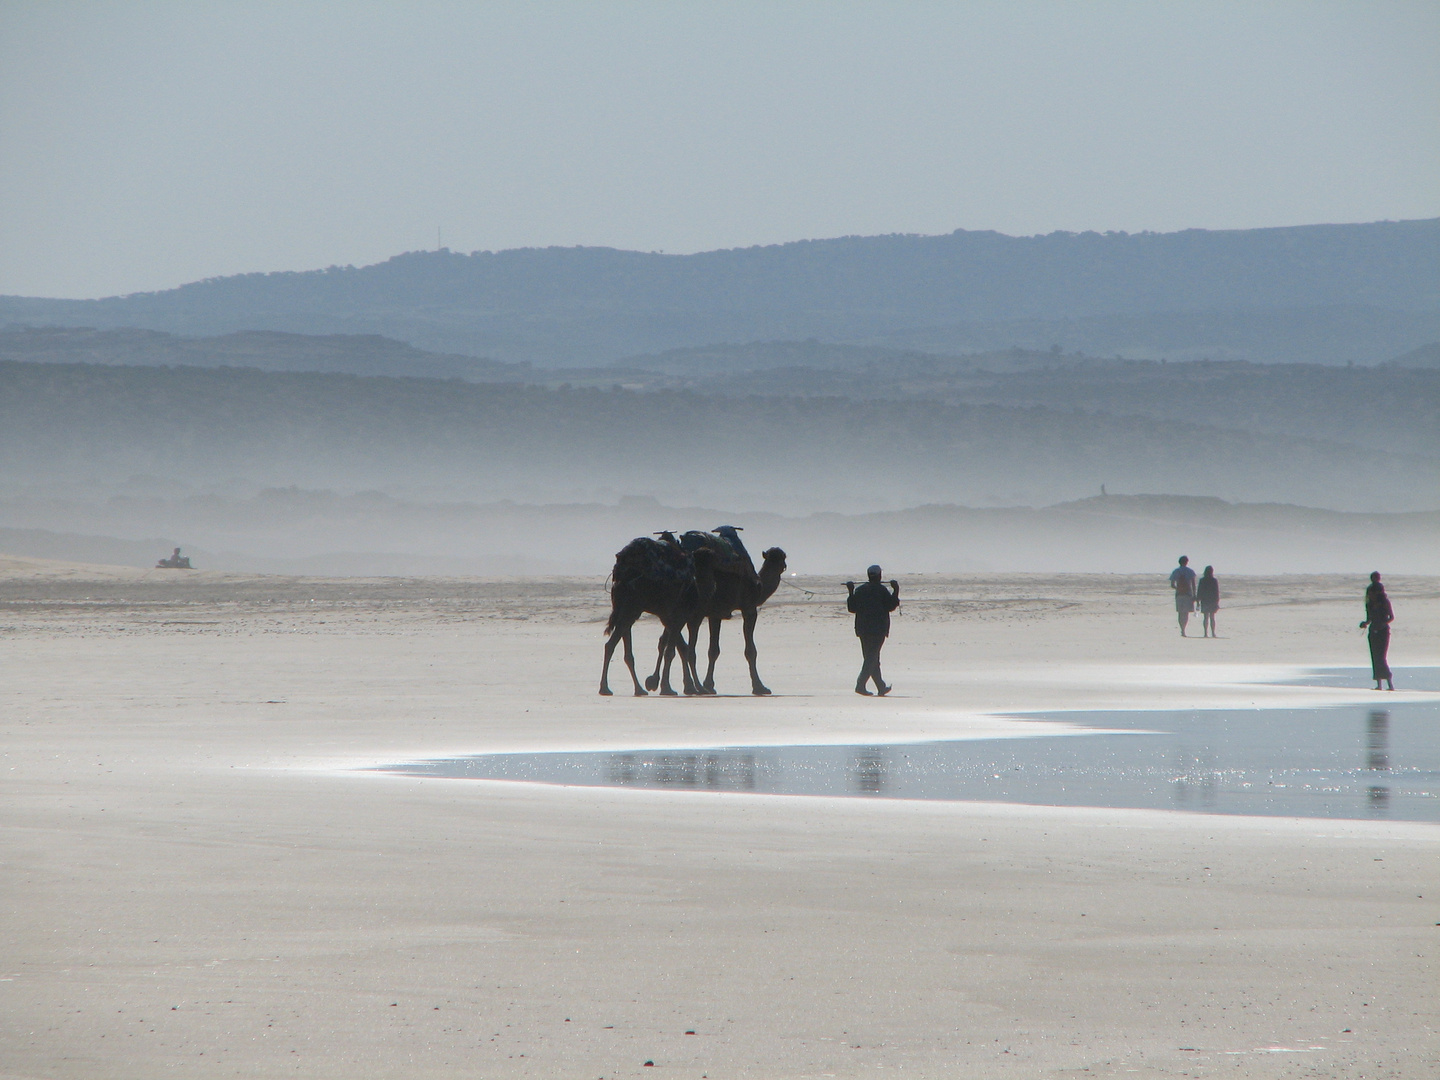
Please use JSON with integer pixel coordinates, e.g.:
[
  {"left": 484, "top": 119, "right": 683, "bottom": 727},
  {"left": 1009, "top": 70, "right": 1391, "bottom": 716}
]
[
  {"left": 742, "top": 607, "right": 771, "bottom": 696},
  {"left": 668, "top": 621, "right": 702, "bottom": 696},
  {"left": 619, "top": 626, "right": 647, "bottom": 696},
  {"left": 702, "top": 615, "right": 723, "bottom": 693},
  {"left": 658, "top": 624, "right": 684, "bottom": 696},
  {"left": 658, "top": 622, "right": 702, "bottom": 696},
  {"left": 671, "top": 616, "right": 704, "bottom": 695},
  {"left": 691, "top": 620, "right": 715, "bottom": 695},
  {"left": 679, "top": 620, "right": 702, "bottom": 695},
  {"left": 644, "top": 627, "right": 666, "bottom": 693},
  {"left": 600, "top": 626, "right": 622, "bottom": 695}
]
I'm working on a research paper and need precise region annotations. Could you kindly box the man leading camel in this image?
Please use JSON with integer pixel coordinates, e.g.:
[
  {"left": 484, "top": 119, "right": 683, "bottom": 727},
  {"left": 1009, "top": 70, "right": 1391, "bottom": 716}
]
[{"left": 846, "top": 565, "right": 899, "bottom": 696}]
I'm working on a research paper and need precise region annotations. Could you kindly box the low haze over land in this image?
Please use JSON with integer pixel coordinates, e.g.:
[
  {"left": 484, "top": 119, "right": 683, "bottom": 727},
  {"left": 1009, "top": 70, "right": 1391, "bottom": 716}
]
[{"left": 2, "top": 302, "right": 1436, "bottom": 575}]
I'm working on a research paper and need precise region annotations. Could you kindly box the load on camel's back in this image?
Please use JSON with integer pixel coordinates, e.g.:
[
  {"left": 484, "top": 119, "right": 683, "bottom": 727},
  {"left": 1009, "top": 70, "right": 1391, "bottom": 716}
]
[
  {"left": 678, "top": 524, "right": 760, "bottom": 586},
  {"left": 645, "top": 526, "right": 787, "bottom": 697},
  {"left": 600, "top": 536, "right": 716, "bottom": 697}
]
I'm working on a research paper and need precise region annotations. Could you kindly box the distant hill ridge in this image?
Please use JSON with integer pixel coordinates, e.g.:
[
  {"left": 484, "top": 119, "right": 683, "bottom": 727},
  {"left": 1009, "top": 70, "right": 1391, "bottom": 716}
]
[
  {"left": 1387, "top": 342, "right": 1440, "bottom": 369},
  {"left": 2, "top": 220, "right": 1436, "bottom": 365},
  {"left": 0, "top": 325, "right": 527, "bottom": 381}
]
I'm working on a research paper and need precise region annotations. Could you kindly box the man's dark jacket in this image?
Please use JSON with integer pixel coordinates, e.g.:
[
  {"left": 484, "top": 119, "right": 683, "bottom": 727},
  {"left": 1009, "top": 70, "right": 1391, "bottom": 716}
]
[{"left": 848, "top": 581, "right": 899, "bottom": 638}]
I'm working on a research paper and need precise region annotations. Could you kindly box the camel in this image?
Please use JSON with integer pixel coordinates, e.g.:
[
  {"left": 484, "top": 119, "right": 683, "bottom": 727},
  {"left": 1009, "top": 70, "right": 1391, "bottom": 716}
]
[
  {"left": 600, "top": 538, "right": 715, "bottom": 697},
  {"left": 650, "top": 529, "right": 786, "bottom": 696}
]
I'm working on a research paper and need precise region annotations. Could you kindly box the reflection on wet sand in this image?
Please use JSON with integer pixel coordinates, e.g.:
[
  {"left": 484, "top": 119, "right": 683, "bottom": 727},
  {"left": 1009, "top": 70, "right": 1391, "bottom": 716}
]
[
  {"left": 608, "top": 751, "right": 758, "bottom": 791},
  {"left": 1172, "top": 748, "right": 1218, "bottom": 809},
  {"left": 1366, "top": 709, "right": 1390, "bottom": 815},
  {"left": 852, "top": 748, "right": 886, "bottom": 794},
  {"left": 373, "top": 700, "right": 1440, "bottom": 821}
]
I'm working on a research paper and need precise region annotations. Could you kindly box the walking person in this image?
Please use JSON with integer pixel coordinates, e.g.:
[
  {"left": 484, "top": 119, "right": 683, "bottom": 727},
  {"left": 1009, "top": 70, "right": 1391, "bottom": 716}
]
[
  {"left": 1197, "top": 565, "right": 1220, "bottom": 638},
  {"left": 1359, "top": 571, "right": 1395, "bottom": 691},
  {"left": 846, "top": 565, "right": 900, "bottom": 696},
  {"left": 1169, "top": 556, "right": 1197, "bottom": 637}
]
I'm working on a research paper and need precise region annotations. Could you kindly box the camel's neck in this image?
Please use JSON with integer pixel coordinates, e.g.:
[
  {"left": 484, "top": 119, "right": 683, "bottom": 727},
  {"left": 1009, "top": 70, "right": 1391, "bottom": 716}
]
[{"left": 757, "top": 561, "right": 784, "bottom": 603}]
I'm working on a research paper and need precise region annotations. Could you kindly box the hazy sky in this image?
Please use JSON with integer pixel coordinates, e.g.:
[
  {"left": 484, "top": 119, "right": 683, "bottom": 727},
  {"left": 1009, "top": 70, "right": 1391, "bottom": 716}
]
[{"left": 2, "top": 1, "right": 1436, "bottom": 299}]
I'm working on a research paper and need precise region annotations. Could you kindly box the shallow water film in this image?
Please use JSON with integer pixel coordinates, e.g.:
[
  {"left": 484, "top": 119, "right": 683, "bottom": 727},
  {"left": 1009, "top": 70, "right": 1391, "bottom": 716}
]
[{"left": 376, "top": 696, "right": 1440, "bottom": 821}]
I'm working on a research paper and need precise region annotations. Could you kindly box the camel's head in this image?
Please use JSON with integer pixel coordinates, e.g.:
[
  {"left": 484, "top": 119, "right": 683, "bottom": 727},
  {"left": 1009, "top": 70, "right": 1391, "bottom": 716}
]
[{"left": 761, "top": 547, "right": 787, "bottom": 572}]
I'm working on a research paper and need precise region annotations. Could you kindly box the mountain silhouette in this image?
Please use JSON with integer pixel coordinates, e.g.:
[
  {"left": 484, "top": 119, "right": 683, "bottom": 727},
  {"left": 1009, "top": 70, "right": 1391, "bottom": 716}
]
[{"left": 3, "top": 220, "right": 1436, "bottom": 364}]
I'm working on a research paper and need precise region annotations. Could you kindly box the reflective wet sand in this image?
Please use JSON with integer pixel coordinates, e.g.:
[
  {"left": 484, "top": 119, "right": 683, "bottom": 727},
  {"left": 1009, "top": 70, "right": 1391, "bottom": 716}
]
[{"left": 377, "top": 696, "right": 1440, "bottom": 820}]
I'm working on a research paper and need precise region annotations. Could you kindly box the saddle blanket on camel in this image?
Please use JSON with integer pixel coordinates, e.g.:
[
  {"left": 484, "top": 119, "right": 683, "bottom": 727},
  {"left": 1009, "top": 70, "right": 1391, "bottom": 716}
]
[
  {"left": 678, "top": 527, "right": 759, "bottom": 583},
  {"left": 612, "top": 537, "right": 696, "bottom": 588}
]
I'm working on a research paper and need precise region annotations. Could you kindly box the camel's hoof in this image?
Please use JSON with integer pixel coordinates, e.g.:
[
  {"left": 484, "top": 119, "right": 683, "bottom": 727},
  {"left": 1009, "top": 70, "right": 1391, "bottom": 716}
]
[
  {"left": 644, "top": 675, "right": 660, "bottom": 692},
  {"left": 701, "top": 687, "right": 718, "bottom": 696},
  {"left": 599, "top": 687, "right": 613, "bottom": 696},
  {"left": 660, "top": 687, "right": 679, "bottom": 697},
  {"left": 632, "top": 688, "right": 648, "bottom": 697},
  {"left": 752, "top": 686, "right": 772, "bottom": 696}
]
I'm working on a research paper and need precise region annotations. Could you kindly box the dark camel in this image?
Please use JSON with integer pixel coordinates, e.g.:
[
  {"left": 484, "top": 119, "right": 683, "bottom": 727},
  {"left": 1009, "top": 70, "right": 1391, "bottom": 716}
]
[
  {"left": 600, "top": 539, "right": 715, "bottom": 697},
  {"left": 671, "top": 539, "right": 787, "bottom": 696}
]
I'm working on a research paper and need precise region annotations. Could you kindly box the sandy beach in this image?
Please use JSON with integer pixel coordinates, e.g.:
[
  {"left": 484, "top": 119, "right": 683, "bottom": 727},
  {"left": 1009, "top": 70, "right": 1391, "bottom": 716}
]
[{"left": 2, "top": 559, "right": 1437, "bottom": 1078}]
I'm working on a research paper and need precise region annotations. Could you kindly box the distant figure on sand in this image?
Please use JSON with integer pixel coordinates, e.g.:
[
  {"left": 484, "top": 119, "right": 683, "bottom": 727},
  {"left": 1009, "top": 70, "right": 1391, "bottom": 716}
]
[
  {"left": 1197, "top": 565, "right": 1220, "bottom": 638},
  {"left": 156, "top": 547, "right": 193, "bottom": 570},
  {"left": 1169, "top": 556, "right": 1197, "bottom": 636},
  {"left": 1359, "top": 571, "right": 1395, "bottom": 691},
  {"left": 846, "top": 565, "right": 900, "bottom": 696}
]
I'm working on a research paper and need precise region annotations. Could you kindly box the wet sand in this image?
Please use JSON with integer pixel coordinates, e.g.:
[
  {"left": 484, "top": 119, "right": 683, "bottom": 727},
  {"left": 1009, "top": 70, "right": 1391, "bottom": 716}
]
[{"left": 2, "top": 559, "right": 1437, "bottom": 1078}]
